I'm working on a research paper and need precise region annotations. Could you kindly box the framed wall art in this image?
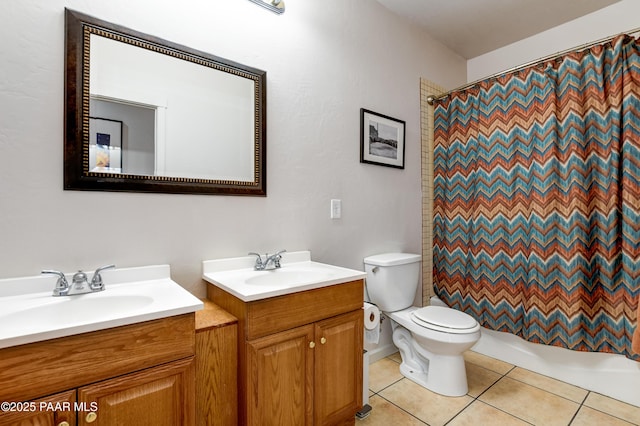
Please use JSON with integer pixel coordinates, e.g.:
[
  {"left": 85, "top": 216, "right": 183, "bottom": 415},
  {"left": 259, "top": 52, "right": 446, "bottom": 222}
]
[{"left": 360, "top": 108, "right": 405, "bottom": 169}]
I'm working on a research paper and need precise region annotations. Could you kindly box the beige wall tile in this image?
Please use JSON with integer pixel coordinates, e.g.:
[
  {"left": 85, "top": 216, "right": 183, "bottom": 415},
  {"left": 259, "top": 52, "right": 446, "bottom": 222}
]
[
  {"left": 420, "top": 78, "right": 446, "bottom": 307},
  {"left": 479, "top": 377, "right": 579, "bottom": 426}
]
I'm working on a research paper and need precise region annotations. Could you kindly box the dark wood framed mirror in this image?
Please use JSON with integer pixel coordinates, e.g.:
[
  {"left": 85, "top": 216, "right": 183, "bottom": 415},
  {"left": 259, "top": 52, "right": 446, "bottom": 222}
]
[{"left": 64, "top": 9, "right": 266, "bottom": 196}]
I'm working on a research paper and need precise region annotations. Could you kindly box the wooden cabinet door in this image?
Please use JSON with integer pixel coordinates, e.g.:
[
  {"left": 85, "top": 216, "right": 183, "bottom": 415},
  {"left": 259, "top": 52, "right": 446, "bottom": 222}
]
[
  {"left": 196, "top": 322, "right": 237, "bottom": 426},
  {"left": 313, "top": 310, "right": 363, "bottom": 426},
  {"left": 246, "top": 325, "right": 314, "bottom": 426},
  {"left": 77, "top": 357, "right": 194, "bottom": 426},
  {"left": 0, "top": 389, "right": 76, "bottom": 426}
]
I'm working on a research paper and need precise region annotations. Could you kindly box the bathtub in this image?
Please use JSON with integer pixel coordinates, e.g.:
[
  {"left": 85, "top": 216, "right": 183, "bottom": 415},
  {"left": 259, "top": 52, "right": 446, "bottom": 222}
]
[{"left": 431, "top": 296, "right": 640, "bottom": 408}]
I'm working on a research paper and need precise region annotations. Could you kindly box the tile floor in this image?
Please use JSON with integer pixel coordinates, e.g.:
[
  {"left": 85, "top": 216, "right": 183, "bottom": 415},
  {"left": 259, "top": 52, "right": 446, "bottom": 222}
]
[{"left": 360, "top": 351, "right": 640, "bottom": 426}]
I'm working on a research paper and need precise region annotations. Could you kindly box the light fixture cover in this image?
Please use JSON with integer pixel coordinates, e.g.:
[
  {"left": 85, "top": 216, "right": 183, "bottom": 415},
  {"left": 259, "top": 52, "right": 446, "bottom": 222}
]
[{"left": 247, "top": 0, "right": 285, "bottom": 14}]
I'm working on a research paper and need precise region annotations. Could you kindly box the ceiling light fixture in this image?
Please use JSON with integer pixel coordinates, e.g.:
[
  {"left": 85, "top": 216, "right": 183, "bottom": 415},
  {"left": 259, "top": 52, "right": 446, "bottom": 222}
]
[{"left": 247, "top": 0, "right": 285, "bottom": 14}]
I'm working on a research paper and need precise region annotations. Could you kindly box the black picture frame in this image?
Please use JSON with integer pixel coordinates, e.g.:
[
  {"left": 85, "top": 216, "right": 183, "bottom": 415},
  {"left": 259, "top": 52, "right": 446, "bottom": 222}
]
[
  {"left": 89, "top": 117, "right": 123, "bottom": 171},
  {"left": 360, "top": 108, "right": 405, "bottom": 169}
]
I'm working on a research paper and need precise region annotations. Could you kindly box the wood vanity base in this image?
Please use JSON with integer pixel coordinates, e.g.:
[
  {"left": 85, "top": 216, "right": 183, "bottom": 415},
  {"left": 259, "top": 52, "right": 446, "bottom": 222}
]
[
  {"left": 0, "top": 314, "right": 195, "bottom": 425},
  {"left": 209, "top": 279, "right": 364, "bottom": 426}
]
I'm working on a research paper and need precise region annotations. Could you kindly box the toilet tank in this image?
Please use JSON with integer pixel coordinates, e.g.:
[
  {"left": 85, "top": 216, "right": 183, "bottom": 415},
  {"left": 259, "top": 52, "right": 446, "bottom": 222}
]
[{"left": 363, "top": 253, "right": 421, "bottom": 312}]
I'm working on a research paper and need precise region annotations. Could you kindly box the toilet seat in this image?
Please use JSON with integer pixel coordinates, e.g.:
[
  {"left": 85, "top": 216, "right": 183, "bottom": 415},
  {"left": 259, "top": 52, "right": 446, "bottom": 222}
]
[{"left": 411, "top": 306, "right": 480, "bottom": 334}]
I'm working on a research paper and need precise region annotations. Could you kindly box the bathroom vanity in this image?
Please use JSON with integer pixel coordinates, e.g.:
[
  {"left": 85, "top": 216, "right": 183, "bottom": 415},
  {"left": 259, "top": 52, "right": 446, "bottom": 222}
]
[
  {"left": 0, "top": 314, "right": 195, "bottom": 426},
  {"left": 0, "top": 265, "right": 203, "bottom": 426},
  {"left": 203, "top": 252, "right": 366, "bottom": 425}
]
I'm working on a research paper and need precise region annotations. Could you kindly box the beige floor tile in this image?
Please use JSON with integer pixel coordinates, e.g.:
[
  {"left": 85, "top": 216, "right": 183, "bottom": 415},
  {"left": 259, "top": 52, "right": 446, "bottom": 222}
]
[
  {"left": 507, "top": 367, "right": 588, "bottom": 403},
  {"left": 464, "top": 350, "right": 514, "bottom": 375},
  {"left": 368, "top": 357, "right": 403, "bottom": 393},
  {"left": 479, "top": 376, "right": 579, "bottom": 425},
  {"left": 447, "top": 400, "right": 529, "bottom": 426},
  {"left": 584, "top": 393, "right": 640, "bottom": 425},
  {"left": 358, "top": 395, "right": 426, "bottom": 425},
  {"left": 571, "top": 406, "right": 636, "bottom": 426},
  {"left": 465, "top": 362, "right": 502, "bottom": 398},
  {"left": 388, "top": 351, "right": 402, "bottom": 364},
  {"left": 379, "top": 378, "right": 473, "bottom": 426}
]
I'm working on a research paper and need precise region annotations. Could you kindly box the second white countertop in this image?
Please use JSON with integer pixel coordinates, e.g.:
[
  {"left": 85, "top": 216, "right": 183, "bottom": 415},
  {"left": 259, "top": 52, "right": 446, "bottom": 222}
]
[{"left": 202, "top": 251, "right": 367, "bottom": 302}]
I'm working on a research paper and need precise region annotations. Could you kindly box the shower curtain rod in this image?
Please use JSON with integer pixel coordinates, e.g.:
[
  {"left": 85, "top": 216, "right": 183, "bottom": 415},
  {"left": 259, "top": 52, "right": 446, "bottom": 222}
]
[{"left": 426, "top": 26, "right": 640, "bottom": 105}]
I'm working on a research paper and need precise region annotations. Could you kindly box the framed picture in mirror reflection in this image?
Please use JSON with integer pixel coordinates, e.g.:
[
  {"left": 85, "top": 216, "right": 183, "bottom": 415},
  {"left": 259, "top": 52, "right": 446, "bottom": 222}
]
[{"left": 89, "top": 117, "right": 123, "bottom": 173}]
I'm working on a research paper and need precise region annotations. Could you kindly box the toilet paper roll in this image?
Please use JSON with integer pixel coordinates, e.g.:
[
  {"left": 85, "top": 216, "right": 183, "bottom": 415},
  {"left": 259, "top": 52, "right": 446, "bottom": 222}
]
[
  {"left": 364, "top": 302, "right": 380, "bottom": 330},
  {"left": 364, "top": 302, "right": 380, "bottom": 344}
]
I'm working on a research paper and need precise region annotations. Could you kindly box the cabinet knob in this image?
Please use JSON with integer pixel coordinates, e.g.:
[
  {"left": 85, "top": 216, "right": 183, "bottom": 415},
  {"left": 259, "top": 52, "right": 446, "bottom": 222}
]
[
  {"left": 86, "top": 411, "right": 98, "bottom": 423},
  {"left": 320, "top": 337, "right": 327, "bottom": 344},
  {"left": 58, "top": 422, "right": 70, "bottom": 426},
  {"left": 309, "top": 341, "right": 316, "bottom": 348}
]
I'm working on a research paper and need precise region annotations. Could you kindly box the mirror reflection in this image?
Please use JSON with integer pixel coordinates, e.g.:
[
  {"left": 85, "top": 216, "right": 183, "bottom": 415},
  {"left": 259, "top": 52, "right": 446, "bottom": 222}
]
[{"left": 64, "top": 9, "right": 267, "bottom": 195}]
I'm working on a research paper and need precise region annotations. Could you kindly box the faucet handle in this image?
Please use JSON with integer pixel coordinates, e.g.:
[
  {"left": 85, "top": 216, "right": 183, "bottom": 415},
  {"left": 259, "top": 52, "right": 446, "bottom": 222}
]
[
  {"left": 42, "top": 270, "right": 69, "bottom": 296},
  {"left": 90, "top": 264, "right": 115, "bottom": 290},
  {"left": 248, "top": 252, "right": 264, "bottom": 268},
  {"left": 273, "top": 249, "right": 286, "bottom": 268}
]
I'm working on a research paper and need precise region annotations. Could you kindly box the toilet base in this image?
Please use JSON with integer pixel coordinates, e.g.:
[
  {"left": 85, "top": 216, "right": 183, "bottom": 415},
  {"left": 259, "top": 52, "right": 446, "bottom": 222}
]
[
  {"left": 391, "top": 319, "right": 472, "bottom": 397},
  {"left": 397, "top": 353, "right": 469, "bottom": 397}
]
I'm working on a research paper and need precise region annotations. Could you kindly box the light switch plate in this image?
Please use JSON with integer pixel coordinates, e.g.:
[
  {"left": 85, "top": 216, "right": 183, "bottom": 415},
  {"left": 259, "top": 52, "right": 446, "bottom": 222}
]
[{"left": 330, "top": 199, "right": 342, "bottom": 219}]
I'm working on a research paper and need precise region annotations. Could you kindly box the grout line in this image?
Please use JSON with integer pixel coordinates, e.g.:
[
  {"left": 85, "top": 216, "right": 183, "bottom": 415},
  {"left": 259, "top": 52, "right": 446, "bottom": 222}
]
[
  {"left": 442, "top": 399, "right": 475, "bottom": 426},
  {"left": 502, "top": 370, "right": 588, "bottom": 406},
  {"left": 368, "top": 376, "right": 406, "bottom": 396},
  {"left": 575, "top": 392, "right": 640, "bottom": 426},
  {"left": 372, "top": 393, "right": 430, "bottom": 425},
  {"left": 466, "top": 368, "right": 538, "bottom": 425},
  {"left": 370, "top": 355, "right": 639, "bottom": 426},
  {"left": 446, "top": 399, "right": 536, "bottom": 426},
  {"left": 566, "top": 392, "right": 590, "bottom": 425}
]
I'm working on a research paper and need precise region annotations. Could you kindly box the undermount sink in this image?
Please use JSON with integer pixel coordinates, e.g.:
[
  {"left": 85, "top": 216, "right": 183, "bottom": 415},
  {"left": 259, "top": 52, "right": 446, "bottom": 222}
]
[
  {"left": 0, "top": 265, "right": 203, "bottom": 349},
  {"left": 202, "top": 251, "right": 367, "bottom": 302}
]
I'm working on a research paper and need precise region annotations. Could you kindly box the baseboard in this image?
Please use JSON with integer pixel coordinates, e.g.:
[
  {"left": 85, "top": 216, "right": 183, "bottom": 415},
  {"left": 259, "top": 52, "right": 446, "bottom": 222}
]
[{"left": 365, "top": 343, "right": 398, "bottom": 364}]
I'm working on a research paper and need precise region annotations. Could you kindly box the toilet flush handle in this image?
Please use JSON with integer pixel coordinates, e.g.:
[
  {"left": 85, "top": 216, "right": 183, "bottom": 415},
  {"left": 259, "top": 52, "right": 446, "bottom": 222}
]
[{"left": 372, "top": 266, "right": 379, "bottom": 274}]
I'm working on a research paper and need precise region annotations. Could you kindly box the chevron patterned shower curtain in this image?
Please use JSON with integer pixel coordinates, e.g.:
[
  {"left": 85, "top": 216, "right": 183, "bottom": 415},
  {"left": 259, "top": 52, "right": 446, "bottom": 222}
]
[{"left": 433, "top": 35, "right": 640, "bottom": 359}]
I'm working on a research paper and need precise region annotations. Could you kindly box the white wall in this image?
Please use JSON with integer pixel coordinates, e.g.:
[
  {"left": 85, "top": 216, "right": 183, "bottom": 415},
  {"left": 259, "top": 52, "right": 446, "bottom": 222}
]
[
  {"left": 0, "top": 0, "right": 466, "bottom": 298},
  {"left": 467, "top": 0, "right": 640, "bottom": 82}
]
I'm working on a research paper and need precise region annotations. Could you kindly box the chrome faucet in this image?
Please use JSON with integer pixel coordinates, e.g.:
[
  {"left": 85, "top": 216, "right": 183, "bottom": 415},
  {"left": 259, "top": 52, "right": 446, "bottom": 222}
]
[
  {"left": 248, "top": 250, "right": 286, "bottom": 271},
  {"left": 42, "top": 264, "right": 115, "bottom": 296}
]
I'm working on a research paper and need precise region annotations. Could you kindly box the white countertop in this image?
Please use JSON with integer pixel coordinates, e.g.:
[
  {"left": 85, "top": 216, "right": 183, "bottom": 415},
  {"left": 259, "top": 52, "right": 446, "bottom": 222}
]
[
  {"left": 202, "top": 251, "right": 367, "bottom": 302},
  {"left": 0, "top": 265, "right": 203, "bottom": 349}
]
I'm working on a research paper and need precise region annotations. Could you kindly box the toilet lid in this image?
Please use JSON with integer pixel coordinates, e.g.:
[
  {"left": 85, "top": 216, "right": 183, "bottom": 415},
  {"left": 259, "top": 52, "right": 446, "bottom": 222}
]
[{"left": 411, "top": 306, "right": 479, "bottom": 332}]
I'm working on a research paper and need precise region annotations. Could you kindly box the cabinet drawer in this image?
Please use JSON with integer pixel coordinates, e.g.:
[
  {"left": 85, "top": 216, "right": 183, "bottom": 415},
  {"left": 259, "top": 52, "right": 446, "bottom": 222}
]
[
  {"left": 0, "top": 314, "right": 195, "bottom": 402},
  {"left": 209, "top": 279, "right": 363, "bottom": 340}
]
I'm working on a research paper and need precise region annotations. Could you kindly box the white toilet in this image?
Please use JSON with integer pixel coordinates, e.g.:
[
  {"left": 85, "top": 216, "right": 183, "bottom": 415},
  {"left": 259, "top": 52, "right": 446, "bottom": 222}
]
[{"left": 364, "top": 253, "right": 480, "bottom": 397}]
